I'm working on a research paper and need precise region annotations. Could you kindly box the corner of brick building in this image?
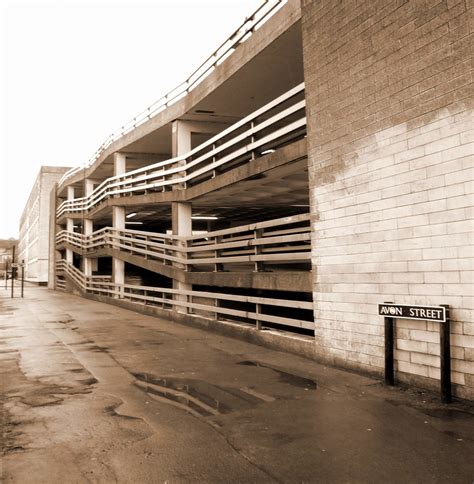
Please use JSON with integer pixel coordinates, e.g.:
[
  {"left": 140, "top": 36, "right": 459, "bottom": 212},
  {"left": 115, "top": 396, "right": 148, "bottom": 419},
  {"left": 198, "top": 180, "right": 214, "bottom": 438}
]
[{"left": 301, "top": 0, "right": 473, "bottom": 399}]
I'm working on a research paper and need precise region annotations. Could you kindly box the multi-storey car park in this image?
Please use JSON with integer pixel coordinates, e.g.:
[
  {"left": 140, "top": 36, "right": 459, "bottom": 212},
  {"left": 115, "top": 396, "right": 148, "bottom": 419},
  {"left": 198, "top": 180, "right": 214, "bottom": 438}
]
[{"left": 49, "top": 0, "right": 473, "bottom": 400}]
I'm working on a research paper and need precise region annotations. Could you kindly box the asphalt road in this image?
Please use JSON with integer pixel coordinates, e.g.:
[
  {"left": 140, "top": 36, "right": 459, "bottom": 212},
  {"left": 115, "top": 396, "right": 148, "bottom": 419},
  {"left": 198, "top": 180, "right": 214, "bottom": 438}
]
[{"left": 1, "top": 286, "right": 473, "bottom": 483}]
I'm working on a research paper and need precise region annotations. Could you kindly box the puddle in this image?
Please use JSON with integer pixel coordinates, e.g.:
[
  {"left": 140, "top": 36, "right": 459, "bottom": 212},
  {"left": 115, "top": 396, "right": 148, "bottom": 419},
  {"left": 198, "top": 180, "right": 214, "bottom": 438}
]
[
  {"left": 421, "top": 408, "right": 474, "bottom": 420},
  {"left": 237, "top": 361, "right": 317, "bottom": 390},
  {"left": 133, "top": 372, "right": 271, "bottom": 420}
]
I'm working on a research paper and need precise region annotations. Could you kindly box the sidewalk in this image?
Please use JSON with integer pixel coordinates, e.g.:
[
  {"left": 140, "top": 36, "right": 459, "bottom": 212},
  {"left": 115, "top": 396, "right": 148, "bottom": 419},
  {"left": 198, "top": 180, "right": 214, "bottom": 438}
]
[{"left": 1, "top": 286, "right": 473, "bottom": 483}]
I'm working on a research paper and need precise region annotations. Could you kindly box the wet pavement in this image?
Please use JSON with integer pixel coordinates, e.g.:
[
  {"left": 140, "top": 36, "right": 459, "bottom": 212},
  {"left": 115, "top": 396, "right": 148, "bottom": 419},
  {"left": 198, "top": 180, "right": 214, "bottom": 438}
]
[{"left": 1, "top": 286, "right": 473, "bottom": 483}]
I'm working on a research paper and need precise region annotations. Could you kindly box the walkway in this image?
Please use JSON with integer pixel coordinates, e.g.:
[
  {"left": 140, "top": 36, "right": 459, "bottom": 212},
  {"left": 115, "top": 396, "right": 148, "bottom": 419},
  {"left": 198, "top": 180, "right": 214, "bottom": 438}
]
[{"left": 1, "top": 286, "right": 473, "bottom": 483}]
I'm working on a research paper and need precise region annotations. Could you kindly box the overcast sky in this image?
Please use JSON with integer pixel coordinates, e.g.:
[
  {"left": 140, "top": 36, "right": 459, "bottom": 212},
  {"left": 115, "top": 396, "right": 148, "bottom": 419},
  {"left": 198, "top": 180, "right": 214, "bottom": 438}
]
[{"left": 0, "top": 0, "right": 261, "bottom": 239}]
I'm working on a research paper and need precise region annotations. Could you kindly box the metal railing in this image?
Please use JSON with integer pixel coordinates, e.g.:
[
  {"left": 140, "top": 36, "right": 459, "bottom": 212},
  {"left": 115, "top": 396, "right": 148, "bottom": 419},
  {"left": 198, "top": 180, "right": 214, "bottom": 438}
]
[
  {"left": 57, "top": 82, "right": 306, "bottom": 218},
  {"left": 58, "top": 0, "right": 287, "bottom": 188},
  {"left": 56, "top": 213, "right": 311, "bottom": 272},
  {"left": 56, "top": 259, "right": 313, "bottom": 331}
]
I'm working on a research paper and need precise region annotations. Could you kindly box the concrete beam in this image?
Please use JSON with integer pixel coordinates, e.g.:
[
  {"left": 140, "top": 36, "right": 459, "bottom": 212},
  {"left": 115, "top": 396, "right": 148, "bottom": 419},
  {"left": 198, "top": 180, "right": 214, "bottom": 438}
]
[{"left": 56, "top": 244, "right": 312, "bottom": 293}]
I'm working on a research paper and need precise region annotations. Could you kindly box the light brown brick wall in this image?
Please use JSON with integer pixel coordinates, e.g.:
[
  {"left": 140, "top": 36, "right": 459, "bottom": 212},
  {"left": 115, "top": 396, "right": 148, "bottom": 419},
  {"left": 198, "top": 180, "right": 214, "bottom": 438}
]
[{"left": 302, "top": 0, "right": 473, "bottom": 398}]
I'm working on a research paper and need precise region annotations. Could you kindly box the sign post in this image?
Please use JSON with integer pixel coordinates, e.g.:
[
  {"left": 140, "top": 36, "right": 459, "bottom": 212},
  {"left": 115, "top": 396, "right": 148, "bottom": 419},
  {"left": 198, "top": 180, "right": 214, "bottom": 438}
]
[
  {"left": 383, "top": 302, "right": 395, "bottom": 386},
  {"left": 10, "top": 245, "right": 16, "bottom": 298},
  {"left": 378, "top": 303, "right": 451, "bottom": 403},
  {"left": 440, "top": 305, "right": 451, "bottom": 404},
  {"left": 21, "top": 260, "right": 25, "bottom": 298}
]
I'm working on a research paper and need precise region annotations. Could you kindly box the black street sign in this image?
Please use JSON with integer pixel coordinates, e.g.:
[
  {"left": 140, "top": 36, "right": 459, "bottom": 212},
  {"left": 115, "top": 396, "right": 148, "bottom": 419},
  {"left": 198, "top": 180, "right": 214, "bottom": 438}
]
[{"left": 378, "top": 303, "right": 446, "bottom": 323}]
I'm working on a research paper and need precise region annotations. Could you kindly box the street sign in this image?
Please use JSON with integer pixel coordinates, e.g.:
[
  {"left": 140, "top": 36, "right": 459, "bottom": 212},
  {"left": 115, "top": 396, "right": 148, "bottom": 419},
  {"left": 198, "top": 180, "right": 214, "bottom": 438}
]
[
  {"left": 378, "top": 303, "right": 446, "bottom": 323},
  {"left": 380, "top": 302, "right": 451, "bottom": 403}
]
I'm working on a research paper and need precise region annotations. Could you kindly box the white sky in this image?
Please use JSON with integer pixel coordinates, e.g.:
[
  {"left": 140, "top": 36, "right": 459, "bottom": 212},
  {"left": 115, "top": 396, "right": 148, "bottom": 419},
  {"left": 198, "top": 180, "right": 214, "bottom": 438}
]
[{"left": 0, "top": 0, "right": 261, "bottom": 239}]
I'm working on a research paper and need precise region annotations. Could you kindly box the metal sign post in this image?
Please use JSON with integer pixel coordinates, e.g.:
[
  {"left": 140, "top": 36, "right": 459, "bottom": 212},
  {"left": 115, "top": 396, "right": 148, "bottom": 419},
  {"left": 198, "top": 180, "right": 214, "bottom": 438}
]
[
  {"left": 21, "top": 260, "right": 25, "bottom": 298},
  {"left": 383, "top": 302, "right": 395, "bottom": 386},
  {"left": 10, "top": 246, "right": 16, "bottom": 298},
  {"left": 10, "top": 266, "right": 14, "bottom": 299},
  {"left": 440, "top": 305, "right": 451, "bottom": 404},
  {"left": 379, "top": 302, "right": 451, "bottom": 403}
]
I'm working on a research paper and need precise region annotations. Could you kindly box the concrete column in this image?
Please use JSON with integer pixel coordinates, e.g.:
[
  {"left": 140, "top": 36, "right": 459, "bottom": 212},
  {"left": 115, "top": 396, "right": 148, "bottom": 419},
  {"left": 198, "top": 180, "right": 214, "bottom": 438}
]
[
  {"left": 66, "top": 186, "right": 75, "bottom": 265},
  {"left": 83, "top": 179, "right": 99, "bottom": 276},
  {"left": 172, "top": 202, "right": 192, "bottom": 237},
  {"left": 171, "top": 121, "right": 196, "bottom": 313},
  {"left": 112, "top": 154, "right": 126, "bottom": 296},
  {"left": 114, "top": 152, "right": 127, "bottom": 177},
  {"left": 171, "top": 120, "right": 228, "bottom": 190},
  {"left": 171, "top": 202, "right": 192, "bottom": 313},
  {"left": 112, "top": 206, "right": 125, "bottom": 295}
]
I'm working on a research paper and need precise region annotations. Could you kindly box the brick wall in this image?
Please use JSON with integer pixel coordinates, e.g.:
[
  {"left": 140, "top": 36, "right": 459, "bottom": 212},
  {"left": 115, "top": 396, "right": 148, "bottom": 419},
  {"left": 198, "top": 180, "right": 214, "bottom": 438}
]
[{"left": 302, "top": 0, "right": 473, "bottom": 398}]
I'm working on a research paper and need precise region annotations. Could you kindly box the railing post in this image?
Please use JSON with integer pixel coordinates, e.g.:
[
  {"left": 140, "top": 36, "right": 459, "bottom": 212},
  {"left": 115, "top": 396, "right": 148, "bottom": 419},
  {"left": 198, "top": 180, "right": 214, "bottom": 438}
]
[
  {"left": 212, "top": 143, "right": 217, "bottom": 178},
  {"left": 254, "top": 228, "right": 264, "bottom": 272},
  {"left": 256, "top": 303, "right": 262, "bottom": 331},
  {"left": 250, "top": 121, "right": 256, "bottom": 161},
  {"left": 214, "top": 235, "right": 224, "bottom": 272},
  {"left": 183, "top": 239, "right": 190, "bottom": 272}
]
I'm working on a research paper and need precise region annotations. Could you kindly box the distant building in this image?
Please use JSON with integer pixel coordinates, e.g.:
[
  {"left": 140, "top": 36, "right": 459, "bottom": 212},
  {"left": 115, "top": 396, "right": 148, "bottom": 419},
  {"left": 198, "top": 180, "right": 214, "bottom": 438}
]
[
  {"left": 18, "top": 166, "right": 70, "bottom": 284},
  {"left": 0, "top": 239, "right": 17, "bottom": 275}
]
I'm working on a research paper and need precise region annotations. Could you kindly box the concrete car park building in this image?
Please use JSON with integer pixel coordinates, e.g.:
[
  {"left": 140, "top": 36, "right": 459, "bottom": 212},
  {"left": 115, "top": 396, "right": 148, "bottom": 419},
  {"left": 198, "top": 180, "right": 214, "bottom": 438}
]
[
  {"left": 49, "top": 0, "right": 473, "bottom": 399},
  {"left": 18, "top": 166, "right": 70, "bottom": 284}
]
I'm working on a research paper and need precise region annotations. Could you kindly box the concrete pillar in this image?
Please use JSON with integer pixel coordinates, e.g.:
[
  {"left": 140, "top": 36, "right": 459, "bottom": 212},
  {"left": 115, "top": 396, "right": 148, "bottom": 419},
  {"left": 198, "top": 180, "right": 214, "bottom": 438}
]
[
  {"left": 171, "top": 121, "right": 196, "bottom": 312},
  {"left": 171, "top": 120, "right": 229, "bottom": 190},
  {"left": 172, "top": 202, "right": 192, "bottom": 237},
  {"left": 83, "top": 179, "right": 99, "bottom": 276},
  {"left": 172, "top": 119, "right": 229, "bottom": 156},
  {"left": 112, "top": 206, "right": 125, "bottom": 295},
  {"left": 112, "top": 153, "right": 126, "bottom": 296},
  {"left": 171, "top": 202, "right": 192, "bottom": 313},
  {"left": 66, "top": 186, "right": 75, "bottom": 265},
  {"left": 114, "top": 152, "right": 127, "bottom": 177}
]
